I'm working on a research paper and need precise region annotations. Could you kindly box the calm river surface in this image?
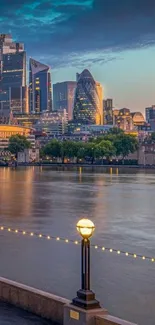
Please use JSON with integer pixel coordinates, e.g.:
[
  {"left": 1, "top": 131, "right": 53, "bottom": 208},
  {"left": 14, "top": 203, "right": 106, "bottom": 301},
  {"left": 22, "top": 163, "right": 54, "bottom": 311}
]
[{"left": 0, "top": 166, "right": 155, "bottom": 325}]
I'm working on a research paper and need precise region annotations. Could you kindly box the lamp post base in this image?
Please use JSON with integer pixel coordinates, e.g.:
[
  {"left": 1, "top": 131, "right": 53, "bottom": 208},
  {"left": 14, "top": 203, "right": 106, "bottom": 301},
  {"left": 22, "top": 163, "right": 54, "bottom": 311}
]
[{"left": 72, "top": 289, "right": 101, "bottom": 310}]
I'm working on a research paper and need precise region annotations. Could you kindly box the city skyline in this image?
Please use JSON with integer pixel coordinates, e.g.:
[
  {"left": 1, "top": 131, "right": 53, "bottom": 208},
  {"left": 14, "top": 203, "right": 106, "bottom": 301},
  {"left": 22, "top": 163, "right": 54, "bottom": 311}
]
[{"left": 0, "top": 0, "right": 155, "bottom": 113}]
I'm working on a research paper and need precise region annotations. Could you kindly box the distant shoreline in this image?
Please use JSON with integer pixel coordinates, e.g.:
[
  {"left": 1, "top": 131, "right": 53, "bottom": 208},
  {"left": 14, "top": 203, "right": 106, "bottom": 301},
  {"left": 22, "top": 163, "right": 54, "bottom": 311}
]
[{"left": 1, "top": 162, "right": 155, "bottom": 169}]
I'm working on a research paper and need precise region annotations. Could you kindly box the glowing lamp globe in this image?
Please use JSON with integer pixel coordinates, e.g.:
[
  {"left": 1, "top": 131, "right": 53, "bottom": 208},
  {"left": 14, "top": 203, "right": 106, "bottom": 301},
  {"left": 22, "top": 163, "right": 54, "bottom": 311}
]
[{"left": 76, "top": 219, "right": 95, "bottom": 239}]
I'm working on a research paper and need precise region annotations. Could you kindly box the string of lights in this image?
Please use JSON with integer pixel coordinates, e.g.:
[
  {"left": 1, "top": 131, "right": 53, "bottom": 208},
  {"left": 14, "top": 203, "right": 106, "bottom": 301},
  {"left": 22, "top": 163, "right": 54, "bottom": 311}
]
[{"left": 0, "top": 225, "right": 154, "bottom": 263}]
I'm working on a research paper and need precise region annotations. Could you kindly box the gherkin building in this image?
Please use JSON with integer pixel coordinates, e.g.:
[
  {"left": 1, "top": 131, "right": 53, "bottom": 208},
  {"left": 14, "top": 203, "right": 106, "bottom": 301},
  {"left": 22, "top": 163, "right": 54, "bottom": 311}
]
[{"left": 73, "top": 69, "right": 102, "bottom": 125}]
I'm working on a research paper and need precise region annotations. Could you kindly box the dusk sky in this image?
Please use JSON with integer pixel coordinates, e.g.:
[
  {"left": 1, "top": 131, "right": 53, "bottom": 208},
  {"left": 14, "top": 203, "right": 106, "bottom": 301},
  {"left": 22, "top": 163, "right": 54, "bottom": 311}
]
[{"left": 1, "top": 0, "right": 155, "bottom": 113}]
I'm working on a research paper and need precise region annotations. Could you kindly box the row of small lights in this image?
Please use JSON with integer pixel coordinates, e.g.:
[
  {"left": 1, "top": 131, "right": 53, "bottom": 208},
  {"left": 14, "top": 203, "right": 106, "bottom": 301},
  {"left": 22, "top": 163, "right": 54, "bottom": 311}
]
[{"left": 0, "top": 226, "right": 154, "bottom": 263}]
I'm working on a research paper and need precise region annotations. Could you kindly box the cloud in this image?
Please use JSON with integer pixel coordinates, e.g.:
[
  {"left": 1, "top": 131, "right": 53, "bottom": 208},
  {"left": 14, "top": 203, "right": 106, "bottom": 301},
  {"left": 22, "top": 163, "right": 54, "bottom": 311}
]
[{"left": 0, "top": 0, "right": 155, "bottom": 68}]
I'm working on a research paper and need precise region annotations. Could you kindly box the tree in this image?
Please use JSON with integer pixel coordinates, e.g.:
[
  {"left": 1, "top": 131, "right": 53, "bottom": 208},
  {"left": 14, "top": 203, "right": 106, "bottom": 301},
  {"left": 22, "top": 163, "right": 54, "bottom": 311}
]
[
  {"left": 8, "top": 134, "right": 31, "bottom": 156},
  {"left": 114, "top": 134, "right": 138, "bottom": 160},
  {"left": 150, "top": 132, "right": 155, "bottom": 141},
  {"left": 97, "top": 140, "right": 116, "bottom": 160},
  {"left": 43, "top": 139, "right": 62, "bottom": 159},
  {"left": 84, "top": 143, "right": 96, "bottom": 164},
  {"left": 108, "top": 127, "right": 124, "bottom": 135},
  {"left": 61, "top": 140, "right": 77, "bottom": 163},
  {"left": 76, "top": 142, "right": 86, "bottom": 163},
  {"left": 93, "top": 136, "right": 105, "bottom": 144}
]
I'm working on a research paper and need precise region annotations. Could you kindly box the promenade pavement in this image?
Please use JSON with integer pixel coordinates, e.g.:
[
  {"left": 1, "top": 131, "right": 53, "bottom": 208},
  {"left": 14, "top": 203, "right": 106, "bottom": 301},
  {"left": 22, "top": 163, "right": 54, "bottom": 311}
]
[{"left": 0, "top": 301, "right": 54, "bottom": 324}]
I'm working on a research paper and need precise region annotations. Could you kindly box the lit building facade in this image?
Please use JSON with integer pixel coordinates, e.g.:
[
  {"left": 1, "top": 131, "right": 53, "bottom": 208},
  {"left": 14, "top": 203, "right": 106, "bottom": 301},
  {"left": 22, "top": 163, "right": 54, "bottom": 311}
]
[
  {"left": 0, "top": 35, "right": 27, "bottom": 116},
  {"left": 35, "top": 110, "right": 68, "bottom": 136},
  {"left": 29, "top": 58, "right": 52, "bottom": 113},
  {"left": 0, "top": 34, "right": 24, "bottom": 81},
  {"left": 14, "top": 113, "right": 41, "bottom": 128},
  {"left": 73, "top": 69, "right": 102, "bottom": 125},
  {"left": 0, "top": 125, "right": 32, "bottom": 149},
  {"left": 103, "top": 98, "right": 113, "bottom": 125},
  {"left": 113, "top": 108, "right": 145, "bottom": 131},
  {"left": 96, "top": 81, "right": 103, "bottom": 124},
  {"left": 53, "top": 81, "right": 77, "bottom": 120}
]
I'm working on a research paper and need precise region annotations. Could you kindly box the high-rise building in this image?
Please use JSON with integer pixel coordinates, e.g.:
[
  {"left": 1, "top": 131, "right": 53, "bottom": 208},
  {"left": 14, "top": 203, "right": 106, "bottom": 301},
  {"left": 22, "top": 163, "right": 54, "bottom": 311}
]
[
  {"left": 73, "top": 69, "right": 102, "bottom": 125},
  {"left": 2, "top": 51, "right": 26, "bottom": 90},
  {"left": 53, "top": 81, "right": 77, "bottom": 120},
  {"left": 0, "top": 34, "right": 24, "bottom": 56},
  {"left": 0, "top": 34, "right": 24, "bottom": 80},
  {"left": 0, "top": 34, "right": 26, "bottom": 117},
  {"left": 29, "top": 58, "right": 52, "bottom": 113},
  {"left": 103, "top": 98, "right": 113, "bottom": 125},
  {"left": 1, "top": 51, "right": 27, "bottom": 115}
]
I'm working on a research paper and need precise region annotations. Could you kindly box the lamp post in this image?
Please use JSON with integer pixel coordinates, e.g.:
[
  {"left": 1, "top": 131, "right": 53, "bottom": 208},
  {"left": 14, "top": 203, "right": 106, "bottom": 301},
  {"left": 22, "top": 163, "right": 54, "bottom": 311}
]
[{"left": 72, "top": 218, "right": 101, "bottom": 310}]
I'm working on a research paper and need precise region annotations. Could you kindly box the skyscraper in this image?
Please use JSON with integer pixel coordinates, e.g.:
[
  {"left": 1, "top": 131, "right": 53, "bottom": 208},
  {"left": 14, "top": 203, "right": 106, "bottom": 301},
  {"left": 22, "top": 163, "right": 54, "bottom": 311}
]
[
  {"left": 29, "top": 58, "right": 52, "bottom": 113},
  {"left": 103, "top": 98, "right": 113, "bottom": 125},
  {"left": 2, "top": 51, "right": 26, "bottom": 90},
  {"left": 73, "top": 69, "right": 102, "bottom": 125},
  {"left": 0, "top": 34, "right": 26, "bottom": 118},
  {"left": 0, "top": 34, "right": 24, "bottom": 80},
  {"left": 0, "top": 34, "right": 24, "bottom": 56},
  {"left": 53, "top": 81, "right": 77, "bottom": 120}
]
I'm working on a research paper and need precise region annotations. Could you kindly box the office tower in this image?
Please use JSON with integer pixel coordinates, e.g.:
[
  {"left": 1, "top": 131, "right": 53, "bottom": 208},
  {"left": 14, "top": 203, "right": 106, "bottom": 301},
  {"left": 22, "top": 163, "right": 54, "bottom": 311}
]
[
  {"left": 29, "top": 58, "right": 52, "bottom": 113},
  {"left": 0, "top": 34, "right": 26, "bottom": 117},
  {"left": 103, "top": 98, "right": 113, "bottom": 125},
  {"left": 53, "top": 81, "right": 77, "bottom": 120},
  {"left": 0, "top": 34, "right": 24, "bottom": 89},
  {"left": 2, "top": 51, "right": 26, "bottom": 90},
  {"left": 73, "top": 69, "right": 102, "bottom": 125},
  {"left": 1, "top": 51, "right": 27, "bottom": 115}
]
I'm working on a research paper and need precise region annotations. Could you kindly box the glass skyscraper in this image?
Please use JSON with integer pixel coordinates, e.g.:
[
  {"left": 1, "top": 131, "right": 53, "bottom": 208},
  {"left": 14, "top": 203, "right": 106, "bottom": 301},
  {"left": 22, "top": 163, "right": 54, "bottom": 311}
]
[
  {"left": 0, "top": 34, "right": 27, "bottom": 118},
  {"left": 73, "top": 69, "right": 103, "bottom": 125},
  {"left": 29, "top": 58, "right": 52, "bottom": 113}
]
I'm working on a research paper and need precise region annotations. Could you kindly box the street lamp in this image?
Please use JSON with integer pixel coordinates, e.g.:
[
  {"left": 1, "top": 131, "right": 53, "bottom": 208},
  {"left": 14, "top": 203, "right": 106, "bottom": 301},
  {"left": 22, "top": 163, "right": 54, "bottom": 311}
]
[{"left": 72, "top": 218, "right": 101, "bottom": 310}]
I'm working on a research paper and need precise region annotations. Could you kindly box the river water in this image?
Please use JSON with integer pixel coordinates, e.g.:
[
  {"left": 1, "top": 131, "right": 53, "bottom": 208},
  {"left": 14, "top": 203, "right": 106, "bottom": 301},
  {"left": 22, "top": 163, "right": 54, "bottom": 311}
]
[{"left": 0, "top": 166, "right": 155, "bottom": 325}]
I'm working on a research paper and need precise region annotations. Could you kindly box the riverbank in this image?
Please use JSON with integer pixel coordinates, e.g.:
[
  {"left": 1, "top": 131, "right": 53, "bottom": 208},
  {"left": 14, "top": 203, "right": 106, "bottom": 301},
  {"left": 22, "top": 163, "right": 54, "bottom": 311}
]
[{"left": 1, "top": 162, "right": 155, "bottom": 169}]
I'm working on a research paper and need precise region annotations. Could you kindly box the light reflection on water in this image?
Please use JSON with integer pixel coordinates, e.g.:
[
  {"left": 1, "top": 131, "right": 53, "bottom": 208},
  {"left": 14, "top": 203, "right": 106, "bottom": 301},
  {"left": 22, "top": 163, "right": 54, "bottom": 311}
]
[{"left": 0, "top": 166, "right": 155, "bottom": 324}]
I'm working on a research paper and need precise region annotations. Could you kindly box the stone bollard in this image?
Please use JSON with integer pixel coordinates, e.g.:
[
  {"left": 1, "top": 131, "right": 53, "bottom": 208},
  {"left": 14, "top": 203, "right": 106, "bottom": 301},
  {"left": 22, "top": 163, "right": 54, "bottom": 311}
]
[
  {"left": 64, "top": 303, "right": 107, "bottom": 325},
  {"left": 63, "top": 304, "right": 138, "bottom": 325}
]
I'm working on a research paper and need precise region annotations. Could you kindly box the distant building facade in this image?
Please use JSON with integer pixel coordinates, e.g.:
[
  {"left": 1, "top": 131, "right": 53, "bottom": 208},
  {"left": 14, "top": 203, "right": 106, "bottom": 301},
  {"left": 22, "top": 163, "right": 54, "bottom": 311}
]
[
  {"left": 103, "top": 98, "right": 113, "bottom": 125},
  {"left": 73, "top": 69, "right": 103, "bottom": 125},
  {"left": 17, "top": 148, "right": 40, "bottom": 163},
  {"left": 145, "top": 105, "right": 155, "bottom": 130},
  {"left": 34, "top": 110, "right": 68, "bottom": 136},
  {"left": 29, "top": 58, "right": 52, "bottom": 113},
  {"left": 53, "top": 81, "right": 77, "bottom": 120}
]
